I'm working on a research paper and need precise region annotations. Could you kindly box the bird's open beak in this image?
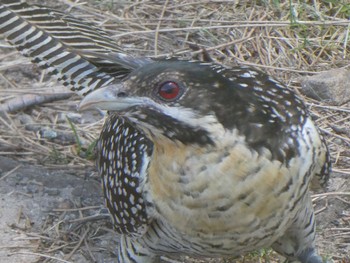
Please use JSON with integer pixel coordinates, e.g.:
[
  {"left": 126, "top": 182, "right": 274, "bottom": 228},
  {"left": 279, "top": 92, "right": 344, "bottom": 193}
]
[{"left": 79, "top": 84, "right": 141, "bottom": 111}]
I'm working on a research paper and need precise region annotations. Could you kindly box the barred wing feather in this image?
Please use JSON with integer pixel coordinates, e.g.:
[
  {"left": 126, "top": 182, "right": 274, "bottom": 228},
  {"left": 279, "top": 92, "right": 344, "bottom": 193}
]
[{"left": 0, "top": 0, "right": 146, "bottom": 95}]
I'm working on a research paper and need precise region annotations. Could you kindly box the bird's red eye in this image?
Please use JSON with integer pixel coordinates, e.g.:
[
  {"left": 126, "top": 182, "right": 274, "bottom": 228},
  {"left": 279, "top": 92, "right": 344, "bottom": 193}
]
[{"left": 158, "top": 81, "right": 181, "bottom": 101}]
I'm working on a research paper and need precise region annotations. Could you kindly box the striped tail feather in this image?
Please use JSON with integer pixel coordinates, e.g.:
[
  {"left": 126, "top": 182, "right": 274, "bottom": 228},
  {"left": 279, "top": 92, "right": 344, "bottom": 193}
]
[{"left": 0, "top": 0, "right": 147, "bottom": 95}]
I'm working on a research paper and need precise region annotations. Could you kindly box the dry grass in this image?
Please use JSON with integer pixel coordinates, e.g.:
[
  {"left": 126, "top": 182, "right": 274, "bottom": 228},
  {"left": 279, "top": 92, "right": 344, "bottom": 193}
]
[{"left": 0, "top": 0, "right": 350, "bottom": 262}]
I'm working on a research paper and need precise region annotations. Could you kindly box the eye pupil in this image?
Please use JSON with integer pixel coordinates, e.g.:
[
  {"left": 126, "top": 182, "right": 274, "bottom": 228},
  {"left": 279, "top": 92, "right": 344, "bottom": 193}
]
[{"left": 158, "top": 81, "right": 181, "bottom": 100}]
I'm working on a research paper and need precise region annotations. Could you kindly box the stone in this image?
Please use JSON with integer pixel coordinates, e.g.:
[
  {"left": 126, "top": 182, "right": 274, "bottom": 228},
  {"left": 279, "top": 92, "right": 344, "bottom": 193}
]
[{"left": 301, "top": 68, "right": 350, "bottom": 105}]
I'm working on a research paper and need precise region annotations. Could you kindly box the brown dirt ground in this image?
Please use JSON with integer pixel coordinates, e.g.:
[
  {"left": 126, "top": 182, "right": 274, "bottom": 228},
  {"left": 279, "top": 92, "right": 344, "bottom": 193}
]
[{"left": 0, "top": 1, "right": 350, "bottom": 262}]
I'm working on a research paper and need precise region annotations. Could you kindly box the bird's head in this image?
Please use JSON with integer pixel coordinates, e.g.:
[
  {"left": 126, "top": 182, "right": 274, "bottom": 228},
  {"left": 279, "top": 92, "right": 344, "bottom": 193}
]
[{"left": 79, "top": 60, "right": 306, "bottom": 157}]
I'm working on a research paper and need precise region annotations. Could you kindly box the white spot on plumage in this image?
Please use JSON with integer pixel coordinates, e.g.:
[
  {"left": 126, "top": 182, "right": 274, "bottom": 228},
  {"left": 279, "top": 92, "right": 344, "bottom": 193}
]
[
  {"left": 131, "top": 207, "right": 138, "bottom": 215},
  {"left": 240, "top": 72, "right": 252, "bottom": 78}
]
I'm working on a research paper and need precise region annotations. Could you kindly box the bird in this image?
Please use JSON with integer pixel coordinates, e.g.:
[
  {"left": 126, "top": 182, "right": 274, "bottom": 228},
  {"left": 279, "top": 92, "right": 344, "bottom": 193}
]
[{"left": 0, "top": 1, "right": 331, "bottom": 263}]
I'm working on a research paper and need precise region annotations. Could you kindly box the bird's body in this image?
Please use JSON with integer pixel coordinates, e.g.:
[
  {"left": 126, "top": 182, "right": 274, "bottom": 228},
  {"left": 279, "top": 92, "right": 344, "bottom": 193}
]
[
  {"left": 90, "top": 61, "right": 330, "bottom": 262},
  {"left": 108, "top": 117, "right": 314, "bottom": 258},
  {"left": 0, "top": 1, "right": 330, "bottom": 262}
]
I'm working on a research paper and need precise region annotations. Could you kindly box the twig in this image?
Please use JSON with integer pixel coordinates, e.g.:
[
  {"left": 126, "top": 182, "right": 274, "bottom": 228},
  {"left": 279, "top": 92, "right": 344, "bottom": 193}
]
[
  {"left": 312, "top": 192, "right": 350, "bottom": 198},
  {"left": 152, "top": 36, "right": 253, "bottom": 58},
  {"left": 64, "top": 226, "right": 89, "bottom": 260},
  {"left": 7, "top": 251, "right": 73, "bottom": 263},
  {"left": 154, "top": 0, "right": 170, "bottom": 56},
  {"left": 53, "top": 206, "right": 101, "bottom": 212},
  {"left": 0, "top": 164, "right": 21, "bottom": 181},
  {"left": 114, "top": 20, "right": 350, "bottom": 38},
  {"left": 84, "top": 236, "right": 96, "bottom": 262},
  {"left": 69, "top": 214, "right": 110, "bottom": 224}
]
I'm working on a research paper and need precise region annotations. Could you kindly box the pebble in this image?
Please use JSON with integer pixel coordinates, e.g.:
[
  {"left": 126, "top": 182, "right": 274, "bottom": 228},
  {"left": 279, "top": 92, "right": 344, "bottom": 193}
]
[{"left": 301, "top": 68, "right": 350, "bottom": 105}]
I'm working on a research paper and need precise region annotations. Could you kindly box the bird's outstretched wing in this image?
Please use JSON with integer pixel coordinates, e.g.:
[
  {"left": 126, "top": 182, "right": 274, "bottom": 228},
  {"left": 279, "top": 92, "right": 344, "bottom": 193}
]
[{"left": 0, "top": 0, "right": 150, "bottom": 95}]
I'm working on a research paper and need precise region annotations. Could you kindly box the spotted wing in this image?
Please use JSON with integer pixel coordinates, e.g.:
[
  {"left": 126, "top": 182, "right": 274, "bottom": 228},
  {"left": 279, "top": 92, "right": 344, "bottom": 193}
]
[
  {"left": 98, "top": 114, "right": 154, "bottom": 236},
  {"left": 220, "top": 65, "right": 331, "bottom": 189}
]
